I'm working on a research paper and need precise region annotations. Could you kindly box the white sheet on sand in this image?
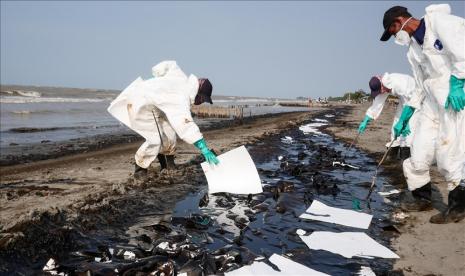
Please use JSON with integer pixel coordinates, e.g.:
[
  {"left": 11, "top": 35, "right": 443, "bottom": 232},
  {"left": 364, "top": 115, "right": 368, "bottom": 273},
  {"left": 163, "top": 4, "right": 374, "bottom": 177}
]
[
  {"left": 300, "top": 232, "right": 400, "bottom": 259},
  {"left": 299, "top": 200, "right": 372, "bottom": 229},
  {"left": 358, "top": 266, "right": 376, "bottom": 276},
  {"left": 201, "top": 146, "right": 263, "bottom": 194},
  {"left": 299, "top": 122, "right": 327, "bottom": 135},
  {"left": 378, "top": 189, "right": 401, "bottom": 196},
  {"left": 226, "top": 254, "right": 329, "bottom": 275}
]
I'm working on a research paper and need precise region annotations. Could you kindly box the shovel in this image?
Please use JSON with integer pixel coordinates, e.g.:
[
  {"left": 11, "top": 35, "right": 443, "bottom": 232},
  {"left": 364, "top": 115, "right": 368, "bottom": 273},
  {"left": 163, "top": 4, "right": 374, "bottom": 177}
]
[{"left": 366, "top": 139, "right": 396, "bottom": 200}]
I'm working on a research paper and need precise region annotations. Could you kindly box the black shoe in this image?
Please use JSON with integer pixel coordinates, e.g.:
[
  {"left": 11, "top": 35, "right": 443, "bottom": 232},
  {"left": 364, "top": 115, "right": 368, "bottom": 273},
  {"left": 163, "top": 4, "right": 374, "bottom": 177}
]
[
  {"left": 399, "top": 147, "right": 411, "bottom": 160},
  {"left": 134, "top": 164, "right": 148, "bottom": 178},
  {"left": 400, "top": 182, "right": 433, "bottom": 212},
  {"left": 157, "top": 154, "right": 176, "bottom": 171},
  {"left": 430, "top": 184, "right": 465, "bottom": 224}
]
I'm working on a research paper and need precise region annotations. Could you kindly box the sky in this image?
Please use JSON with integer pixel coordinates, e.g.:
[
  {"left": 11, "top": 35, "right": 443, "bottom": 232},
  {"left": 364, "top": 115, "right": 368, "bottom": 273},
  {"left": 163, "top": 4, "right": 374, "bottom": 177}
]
[{"left": 1, "top": 1, "right": 464, "bottom": 98}]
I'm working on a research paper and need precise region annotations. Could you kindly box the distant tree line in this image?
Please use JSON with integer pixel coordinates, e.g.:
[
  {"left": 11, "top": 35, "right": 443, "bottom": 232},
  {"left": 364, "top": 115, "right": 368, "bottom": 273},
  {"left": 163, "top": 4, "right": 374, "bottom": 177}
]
[{"left": 328, "top": 89, "right": 370, "bottom": 102}]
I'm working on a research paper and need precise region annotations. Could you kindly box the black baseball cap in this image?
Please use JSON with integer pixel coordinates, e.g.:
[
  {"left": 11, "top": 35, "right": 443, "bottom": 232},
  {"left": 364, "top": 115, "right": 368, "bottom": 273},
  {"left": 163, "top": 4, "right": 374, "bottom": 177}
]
[
  {"left": 369, "top": 76, "right": 382, "bottom": 98},
  {"left": 380, "top": 6, "right": 410, "bottom": 41}
]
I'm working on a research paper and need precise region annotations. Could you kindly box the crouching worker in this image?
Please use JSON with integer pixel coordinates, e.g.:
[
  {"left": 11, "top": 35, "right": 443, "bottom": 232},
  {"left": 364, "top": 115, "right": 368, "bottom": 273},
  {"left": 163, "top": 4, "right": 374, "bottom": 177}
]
[
  {"left": 108, "top": 60, "right": 219, "bottom": 178},
  {"left": 358, "top": 73, "right": 418, "bottom": 160}
]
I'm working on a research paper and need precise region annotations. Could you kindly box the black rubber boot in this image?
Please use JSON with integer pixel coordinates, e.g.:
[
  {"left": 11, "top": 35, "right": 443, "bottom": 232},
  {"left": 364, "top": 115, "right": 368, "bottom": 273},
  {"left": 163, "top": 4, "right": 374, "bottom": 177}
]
[
  {"left": 388, "top": 146, "right": 400, "bottom": 161},
  {"left": 399, "top": 147, "right": 411, "bottom": 160},
  {"left": 157, "top": 154, "right": 176, "bottom": 171},
  {"left": 400, "top": 182, "right": 433, "bottom": 212},
  {"left": 430, "top": 184, "right": 465, "bottom": 224},
  {"left": 134, "top": 164, "right": 148, "bottom": 178}
]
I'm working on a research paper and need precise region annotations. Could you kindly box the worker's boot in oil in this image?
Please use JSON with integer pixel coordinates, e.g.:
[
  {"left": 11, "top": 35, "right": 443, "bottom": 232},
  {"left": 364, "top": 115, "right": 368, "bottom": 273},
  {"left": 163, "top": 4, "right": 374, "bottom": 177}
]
[
  {"left": 157, "top": 154, "right": 176, "bottom": 171},
  {"left": 430, "top": 183, "right": 465, "bottom": 224},
  {"left": 399, "top": 146, "right": 411, "bottom": 160},
  {"left": 400, "top": 182, "right": 433, "bottom": 212},
  {"left": 134, "top": 164, "right": 148, "bottom": 179}
]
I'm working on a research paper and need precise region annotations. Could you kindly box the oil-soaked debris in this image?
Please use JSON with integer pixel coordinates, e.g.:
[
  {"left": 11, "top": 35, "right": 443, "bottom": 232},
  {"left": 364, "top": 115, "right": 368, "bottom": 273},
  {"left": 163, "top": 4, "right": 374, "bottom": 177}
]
[{"left": 5, "top": 116, "right": 400, "bottom": 275}]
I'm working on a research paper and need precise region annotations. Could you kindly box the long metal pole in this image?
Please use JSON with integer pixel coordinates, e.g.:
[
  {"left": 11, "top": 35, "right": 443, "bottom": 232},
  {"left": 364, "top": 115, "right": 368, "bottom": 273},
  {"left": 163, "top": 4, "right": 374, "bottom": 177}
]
[{"left": 366, "top": 139, "right": 396, "bottom": 200}]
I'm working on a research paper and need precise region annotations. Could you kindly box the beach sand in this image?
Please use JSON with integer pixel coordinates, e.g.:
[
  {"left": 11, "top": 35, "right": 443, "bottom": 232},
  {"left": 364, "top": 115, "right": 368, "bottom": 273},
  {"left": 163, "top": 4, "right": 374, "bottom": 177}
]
[{"left": 1, "top": 103, "right": 463, "bottom": 275}]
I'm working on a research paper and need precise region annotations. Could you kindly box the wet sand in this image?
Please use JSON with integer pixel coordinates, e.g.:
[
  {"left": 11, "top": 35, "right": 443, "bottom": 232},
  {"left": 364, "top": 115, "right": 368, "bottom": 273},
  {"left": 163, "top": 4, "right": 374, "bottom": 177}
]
[
  {"left": 326, "top": 103, "right": 465, "bottom": 276},
  {"left": 1, "top": 109, "right": 329, "bottom": 273},
  {"left": 2, "top": 103, "right": 463, "bottom": 275}
]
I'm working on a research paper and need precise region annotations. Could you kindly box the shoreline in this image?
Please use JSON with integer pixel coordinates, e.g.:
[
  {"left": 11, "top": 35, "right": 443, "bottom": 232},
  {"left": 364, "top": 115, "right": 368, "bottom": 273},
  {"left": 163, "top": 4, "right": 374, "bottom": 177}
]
[{"left": 0, "top": 111, "right": 313, "bottom": 168}]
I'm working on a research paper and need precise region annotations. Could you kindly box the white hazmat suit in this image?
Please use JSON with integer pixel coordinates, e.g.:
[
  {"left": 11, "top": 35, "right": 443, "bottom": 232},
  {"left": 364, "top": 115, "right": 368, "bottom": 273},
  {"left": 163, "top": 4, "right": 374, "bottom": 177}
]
[
  {"left": 365, "top": 73, "right": 418, "bottom": 148},
  {"left": 107, "top": 61, "right": 202, "bottom": 168},
  {"left": 403, "top": 4, "right": 465, "bottom": 191}
]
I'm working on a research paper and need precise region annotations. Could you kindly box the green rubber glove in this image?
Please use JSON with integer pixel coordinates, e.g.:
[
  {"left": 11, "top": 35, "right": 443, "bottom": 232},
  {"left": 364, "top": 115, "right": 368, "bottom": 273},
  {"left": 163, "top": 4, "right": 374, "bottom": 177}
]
[
  {"left": 393, "top": 105, "right": 415, "bottom": 138},
  {"left": 400, "top": 123, "right": 411, "bottom": 136},
  {"left": 445, "top": 75, "right": 465, "bottom": 112},
  {"left": 194, "top": 138, "right": 219, "bottom": 165},
  {"left": 358, "top": 115, "right": 373, "bottom": 134}
]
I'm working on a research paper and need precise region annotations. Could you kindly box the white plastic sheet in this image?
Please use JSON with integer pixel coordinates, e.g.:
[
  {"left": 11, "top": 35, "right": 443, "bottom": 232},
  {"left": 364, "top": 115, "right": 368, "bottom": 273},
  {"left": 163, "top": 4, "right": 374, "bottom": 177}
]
[
  {"left": 201, "top": 146, "right": 263, "bottom": 194},
  {"left": 358, "top": 266, "right": 376, "bottom": 276},
  {"left": 299, "top": 200, "right": 372, "bottom": 229},
  {"left": 226, "top": 254, "right": 329, "bottom": 275},
  {"left": 300, "top": 232, "right": 400, "bottom": 259},
  {"left": 378, "top": 189, "right": 401, "bottom": 196},
  {"left": 299, "top": 122, "right": 328, "bottom": 135}
]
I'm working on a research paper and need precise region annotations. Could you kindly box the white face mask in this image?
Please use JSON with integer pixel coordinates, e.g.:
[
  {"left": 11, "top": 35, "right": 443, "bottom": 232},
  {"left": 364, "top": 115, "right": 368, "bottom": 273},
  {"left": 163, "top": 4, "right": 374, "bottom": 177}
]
[{"left": 394, "top": 17, "right": 413, "bottom": 46}]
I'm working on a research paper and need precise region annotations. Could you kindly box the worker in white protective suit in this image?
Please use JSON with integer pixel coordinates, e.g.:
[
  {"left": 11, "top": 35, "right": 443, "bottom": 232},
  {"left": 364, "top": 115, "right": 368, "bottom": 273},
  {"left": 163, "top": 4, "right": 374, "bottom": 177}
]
[
  {"left": 380, "top": 4, "right": 465, "bottom": 223},
  {"left": 108, "top": 61, "right": 219, "bottom": 178},
  {"left": 358, "top": 73, "right": 418, "bottom": 160}
]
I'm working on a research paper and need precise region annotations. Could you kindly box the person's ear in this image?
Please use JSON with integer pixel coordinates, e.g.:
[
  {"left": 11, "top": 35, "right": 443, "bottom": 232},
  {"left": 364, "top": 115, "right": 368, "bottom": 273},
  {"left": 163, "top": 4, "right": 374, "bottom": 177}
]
[{"left": 389, "top": 18, "right": 403, "bottom": 34}]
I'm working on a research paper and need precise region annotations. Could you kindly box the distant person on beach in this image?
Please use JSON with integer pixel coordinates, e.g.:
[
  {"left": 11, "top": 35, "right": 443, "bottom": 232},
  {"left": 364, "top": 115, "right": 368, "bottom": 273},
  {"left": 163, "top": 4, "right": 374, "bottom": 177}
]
[
  {"left": 380, "top": 4, "right": 465, "bottom": 223},
  {"left": 108, "top": 61, "right": 219, "bottom": 178},
  {"left": 358, "top": 73, "right": 418, "bottom": 160}
]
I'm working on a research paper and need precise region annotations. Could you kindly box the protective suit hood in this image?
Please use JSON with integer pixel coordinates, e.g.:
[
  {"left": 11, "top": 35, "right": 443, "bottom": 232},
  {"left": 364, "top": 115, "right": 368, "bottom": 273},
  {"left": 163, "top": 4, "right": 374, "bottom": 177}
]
[
  {"left": 151, "top": 61, "right": 199, "bottom": 104},
  {"left": 152, "top": 60, "right": 187, "bottom": 79},
  {"left": 425, "top": 4, "right": 451, "bottom": 15}
]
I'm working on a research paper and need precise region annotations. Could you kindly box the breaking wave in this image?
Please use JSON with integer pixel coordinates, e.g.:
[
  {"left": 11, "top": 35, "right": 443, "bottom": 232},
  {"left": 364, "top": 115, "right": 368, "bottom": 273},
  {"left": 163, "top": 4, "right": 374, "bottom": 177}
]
[
  {"left": 1, "top": 90, "right": 42, "bottom": 97},
  {"left": 0, "top": 96, "right": 108, "bottom": 104}
]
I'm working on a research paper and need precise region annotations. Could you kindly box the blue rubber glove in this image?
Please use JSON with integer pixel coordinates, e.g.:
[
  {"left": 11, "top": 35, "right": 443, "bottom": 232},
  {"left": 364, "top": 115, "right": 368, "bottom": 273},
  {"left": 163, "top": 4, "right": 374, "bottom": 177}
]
[
  {"left": 194, "top": 138, "right": 219, "bottom": 165},
  {"left": 393, "top": 105, "right": 415, "bottom": 138},
  {"left": 358, "top": 115, "right": 373, "bottom": 134},
  {"left": 445, "top": 75, "right": 465, "bottom": 112}
]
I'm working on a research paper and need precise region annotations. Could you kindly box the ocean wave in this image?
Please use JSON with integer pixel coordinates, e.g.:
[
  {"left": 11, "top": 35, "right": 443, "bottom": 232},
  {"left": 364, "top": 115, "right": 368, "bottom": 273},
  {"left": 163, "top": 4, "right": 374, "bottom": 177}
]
[
  {"left": 0, "top": 96, "right": 108, "bottom": 104},
  {"left": 1, "top": 90, "right": 42, "bottom": 97}
]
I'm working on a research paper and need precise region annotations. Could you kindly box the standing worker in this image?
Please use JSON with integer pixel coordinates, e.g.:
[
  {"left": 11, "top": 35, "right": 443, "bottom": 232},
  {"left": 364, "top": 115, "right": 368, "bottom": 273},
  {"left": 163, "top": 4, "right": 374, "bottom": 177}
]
[
  {"left": 380, "top": 4, "right": 465, "bottom": 223},
  {"left": 358, "top": 73, "right": 418, "bottom": 160},
  {"left": 108, "top": 61, "right": 219, "bottom": 178}
]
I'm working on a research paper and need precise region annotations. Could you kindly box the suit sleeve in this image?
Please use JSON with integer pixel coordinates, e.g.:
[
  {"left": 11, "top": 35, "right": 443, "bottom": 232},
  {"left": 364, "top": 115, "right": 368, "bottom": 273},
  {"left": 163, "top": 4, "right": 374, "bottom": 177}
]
[{"left": 366, "top": 93, "right": 389, "bottom": 120}]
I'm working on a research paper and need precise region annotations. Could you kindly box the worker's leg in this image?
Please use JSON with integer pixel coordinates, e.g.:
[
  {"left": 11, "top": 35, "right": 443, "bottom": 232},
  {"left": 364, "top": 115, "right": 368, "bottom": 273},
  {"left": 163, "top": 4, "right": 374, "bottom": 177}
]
[
  {"left": 157, "top": 117, "right": 177, "bottom": 170},
  {"left": 135, "top": 138, "right": 161, "bottom": 169},
  {"left": 436, "top": 110, "right": 465, "bottom": 190},
  {"left": 430, "top": 109, "right": 465, "bottom": 223},
  {"left": 403, "top": 111, "right": 437, "bottom": 190},
  {"left": 159, "top": 117, "right": 177, "bottom": 155},
  {"left": 401, "top": 111, "right": 437, "bottom": 211}
]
